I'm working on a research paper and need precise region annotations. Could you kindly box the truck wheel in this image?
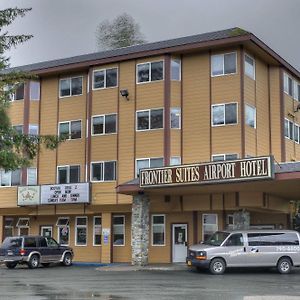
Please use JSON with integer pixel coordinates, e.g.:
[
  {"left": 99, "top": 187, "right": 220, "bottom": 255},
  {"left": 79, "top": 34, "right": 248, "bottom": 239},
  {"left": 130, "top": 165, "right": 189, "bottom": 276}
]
[
  {"left": 62, "top": 253, "right": 72, "bottom": 266},
  {"left": 5, "top": 262, "right": 17, "bottom": 269},
  {"left": 277, "top": 257, "right": 292, "bottom": 274},
  {"left": 28, "top": 255, "right": 40, "bottom": 269},
  {"left": 209, "top": 258, "right": 226, "bottom": 275}
]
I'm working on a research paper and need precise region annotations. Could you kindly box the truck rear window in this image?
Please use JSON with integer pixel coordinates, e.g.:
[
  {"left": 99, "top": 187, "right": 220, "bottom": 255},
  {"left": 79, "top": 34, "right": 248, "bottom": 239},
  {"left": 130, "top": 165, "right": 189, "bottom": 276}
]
[
  {"left": 1, "top": 238, "right": 22, "bottom": 248},
  {"left": 248, "top": 232, "right": 299, "bottom": 246},
  {"left": 24, "top": 237, "right": 37, "bottom": 248}
]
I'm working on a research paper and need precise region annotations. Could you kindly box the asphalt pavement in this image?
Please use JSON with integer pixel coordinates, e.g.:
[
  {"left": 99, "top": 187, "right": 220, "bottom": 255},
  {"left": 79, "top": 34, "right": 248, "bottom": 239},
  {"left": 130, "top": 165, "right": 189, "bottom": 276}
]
[{"left": 0, "top": 263, "right": 300, "bottom": 299}]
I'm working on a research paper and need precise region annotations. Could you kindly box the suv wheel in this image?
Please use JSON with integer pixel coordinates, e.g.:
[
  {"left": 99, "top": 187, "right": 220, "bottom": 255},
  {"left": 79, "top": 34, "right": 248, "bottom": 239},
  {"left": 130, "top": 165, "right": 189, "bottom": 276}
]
[
  {"left": 5, "top": 262, "right": 17, "bottom": 269},
  {"left": 62, "top": 253, "right": 72, "bottom": 266},
  {"left": 28, "top": 255, "right": 40, "bottom": 269},
  {"left": 209, "top": 258, "right": 226, "bottom": 275},
  {"left": 277, "top": 257, "right": 292, "bottom": 274}
]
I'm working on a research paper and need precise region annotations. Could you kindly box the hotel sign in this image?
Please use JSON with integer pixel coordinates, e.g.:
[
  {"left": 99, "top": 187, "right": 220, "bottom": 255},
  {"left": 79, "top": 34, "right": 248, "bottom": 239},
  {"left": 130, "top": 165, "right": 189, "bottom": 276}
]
[
  {"left": 18, "top": 186, "right": 40, "bottom": 206},
  {"left": 41, "top": 183, "right": 89, "bottom": 205},
  {"left": 140, "top": 156, "right": 274, "bottom": 188}
]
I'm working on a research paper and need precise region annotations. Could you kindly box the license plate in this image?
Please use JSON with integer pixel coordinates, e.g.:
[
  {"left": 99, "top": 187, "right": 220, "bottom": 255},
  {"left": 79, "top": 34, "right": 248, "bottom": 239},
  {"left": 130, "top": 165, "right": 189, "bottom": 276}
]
[{"left": 187, "top": 260, "right": 192, "bottom": 266}]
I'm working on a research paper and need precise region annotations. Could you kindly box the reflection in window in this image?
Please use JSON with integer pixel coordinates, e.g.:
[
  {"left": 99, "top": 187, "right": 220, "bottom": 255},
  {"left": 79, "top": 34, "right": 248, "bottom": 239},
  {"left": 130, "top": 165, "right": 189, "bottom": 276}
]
[
  {"left": 136, "top": 109, "right": 163, "bottom": 130},
  {"left": 212, "top": 103, "right": 237, "bottom": 126},
  {"left": 211, "top": 53, "right": 237, "bottom": 76},
  {"left": 137, "top": 61, "right": 164, "bottom": 83}
]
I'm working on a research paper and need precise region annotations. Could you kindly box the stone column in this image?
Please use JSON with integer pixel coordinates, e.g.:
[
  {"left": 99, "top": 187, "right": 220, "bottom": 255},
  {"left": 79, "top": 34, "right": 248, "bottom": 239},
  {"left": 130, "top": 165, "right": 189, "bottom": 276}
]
[
  {"left": 233, "top": 209, "right": 250, "bottom": 230},
  {"left": 131, "top": 194, "right": 150, "bottom": 266}
]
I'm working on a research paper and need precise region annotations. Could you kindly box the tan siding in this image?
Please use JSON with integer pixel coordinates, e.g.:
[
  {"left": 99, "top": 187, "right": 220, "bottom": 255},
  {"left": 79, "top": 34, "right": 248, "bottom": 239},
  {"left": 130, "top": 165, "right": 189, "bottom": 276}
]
[
  {"left": 136, "top": 131, "right": 164, "bottom": 158},
  {"left": 7, "top": 101, "right": 24, "bottom": 126}
]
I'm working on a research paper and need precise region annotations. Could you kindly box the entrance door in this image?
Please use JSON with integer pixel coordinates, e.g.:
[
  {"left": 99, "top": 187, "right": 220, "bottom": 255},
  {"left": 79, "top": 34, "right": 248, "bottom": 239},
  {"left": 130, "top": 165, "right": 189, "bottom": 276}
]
[
  {"left": 41, "top": 226, "right": 53, "bottom": 238},
  {"left": 172, "top": 224, "right": 188, "bottom": 263}
]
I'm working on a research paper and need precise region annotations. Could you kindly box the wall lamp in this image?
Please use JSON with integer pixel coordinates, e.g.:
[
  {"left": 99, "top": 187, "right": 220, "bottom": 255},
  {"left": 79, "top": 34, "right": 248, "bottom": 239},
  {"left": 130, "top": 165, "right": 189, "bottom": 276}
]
[
  {"left": 120, "top": 89, "right": 129, "bottom": 101},
  {"left": 294, "top": 103, "right": 300, "bottom": 113}
]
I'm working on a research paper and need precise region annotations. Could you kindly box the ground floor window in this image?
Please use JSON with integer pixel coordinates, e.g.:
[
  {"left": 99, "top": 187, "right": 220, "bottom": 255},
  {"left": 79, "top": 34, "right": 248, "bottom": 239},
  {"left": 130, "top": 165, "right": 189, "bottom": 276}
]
[
  {"left": 113, "top": 215, "right": 125, "bottom": 246},
  {"left": 4, "top": 218, "right": 14, "bottom": 238},
  {"left": 93, "top": 216, "right": 102, "bottom": 246},
  {"left": 75, "top": 217, "right": 87, "bottom": 246},
  {"left": 56, "top": 217, "right": 70, "bottom": 245},
  {"left": 40, "top": 226, "right": 53, "bottom": 238},
  {"left": 202, "top": 214, "right": 218, "bottom": 241},
  {"left": 226, "top": 214, "right": 234, "bottom": 230},
  {"left": 16, "top": 218, "right": 30, "bottom": 236},
  {"left": 152, "top": 215, "right": 165, "bottom": 246}
]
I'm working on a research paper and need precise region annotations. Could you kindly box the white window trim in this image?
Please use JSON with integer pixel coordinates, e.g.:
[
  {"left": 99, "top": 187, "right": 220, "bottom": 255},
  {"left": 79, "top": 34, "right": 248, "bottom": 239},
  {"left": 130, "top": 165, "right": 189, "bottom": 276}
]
[
  {"left": 211, "top": 154, "right": 239, "bottom": 161},
  {"left": 16, "top": 217, "right": 30, "bottom": 235},
  {"left": 92, "top": 68, "right": 118, "bottom": 90},
  {"left": 211, "top": 102, "right": 238, "bottom": 127},
  {"left": 170, "top": 156, "right": 181, "bottom": 166},
  {"left": 136, "top": 108, "right": 164, "bottom": 131},
  {"left": 57, "top": 165, "right": 80, "bottom": 184},
  {"left": 27, "top": 167, "right": 37, "bottom": 186},
  {"left": 171, "top": 58, "right": 181, "bottom": 81},
  {"left": 29, "top": 124, "right": 39, "bottom": 135},
  {"left": 244, "top": 53, "right": 256, "bottom": 80},
  {"left": 59, "top": 76, "right": 84, "bottom": 99},
  {"left": 245, "top": 103, "right": 256, "bottom": 129},
  {"left": 93, "top": 216, "right": 102, "bottom": 246},
  {"left": 12, "top": 124, "right": 24, "bottom": 134},
  {"left": 211, "top": 52, "right": 237, "bottom": 77},
  {"left": 202, "top": 214, "right": 218, "bottom": 240},
  {"left": 135, "top": 157, "right": 164, "bottom": 177},
  {"left": 90, "top": 161, "right": 117, "bottom": 183},
  {"left": 151, "top": 214, "right": 166, "bottom": 246},
  {"left": 58, "top": 119, "right": 82, "bottom": 140},
  {"left": 56, "top": 217, "right": 70, "bottom": 246},
  {"left": 136, "top": 60, "right": 165, "bottom": 84},
  {"left": 75, "top": 216, "right": 88, "bottom": 247},
  {"left": 113, "top": 215, "right": 125, "bottom": 247},
  {"left": 170, "top": 107, "right": 181, "bottom": 129},
  {"left": 91, "top": 114, "right": 117, "bottom": 136}
]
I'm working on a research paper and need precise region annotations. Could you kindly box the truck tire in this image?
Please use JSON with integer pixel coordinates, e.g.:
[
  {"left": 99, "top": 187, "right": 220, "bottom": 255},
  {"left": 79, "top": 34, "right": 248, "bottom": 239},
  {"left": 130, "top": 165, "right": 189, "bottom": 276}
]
[
  {"left": 62, "top": 253, "right": 72, "bottom": 266},
  {"left": 277, "top": 257, "right": 292, "bottom": 274},
  {"left": 209, "top": 258, "right": 226, "bottom": 275},
  {"left": 28, "top": 254, "right": 40, "bottom": 269}
]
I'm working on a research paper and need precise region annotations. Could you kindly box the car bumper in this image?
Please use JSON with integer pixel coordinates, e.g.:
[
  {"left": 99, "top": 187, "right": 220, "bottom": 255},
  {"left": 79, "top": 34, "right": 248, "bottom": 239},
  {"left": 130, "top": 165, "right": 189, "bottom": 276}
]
[
  {"left": 186, "top": 257, "right": 210, "bottom": 268},
  {"left": 0, "top": 255, "right": 25, "bottom": 263}
]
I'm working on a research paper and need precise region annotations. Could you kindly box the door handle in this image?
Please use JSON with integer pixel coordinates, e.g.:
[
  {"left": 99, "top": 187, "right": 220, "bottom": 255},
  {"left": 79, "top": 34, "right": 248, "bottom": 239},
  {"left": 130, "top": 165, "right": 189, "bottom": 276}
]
[
  {"left": 243, "top": 247, "right": 246, "bottom": 252},
  {"left": 250, "top": 248, "right": 259, "bottom": 253}
]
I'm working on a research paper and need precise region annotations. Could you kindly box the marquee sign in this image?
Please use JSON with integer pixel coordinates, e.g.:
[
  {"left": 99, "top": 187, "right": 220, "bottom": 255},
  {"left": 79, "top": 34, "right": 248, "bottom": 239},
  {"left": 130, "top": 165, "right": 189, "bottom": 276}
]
[
  {"left": 140, "top": 156, "right": 274, "bottom": 188},
  {"left": 18, "top": 186, "right": 40, "bottom": 206},
  {"left": 41, "top": 183, "right": 89, "bottom": 205}
]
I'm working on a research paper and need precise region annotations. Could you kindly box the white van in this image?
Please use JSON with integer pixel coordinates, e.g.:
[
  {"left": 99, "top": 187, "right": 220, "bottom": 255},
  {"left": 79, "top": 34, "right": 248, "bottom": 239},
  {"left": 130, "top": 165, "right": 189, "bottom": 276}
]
[{"left": 186, "top": 230, "right": 300, "bottom": 275}]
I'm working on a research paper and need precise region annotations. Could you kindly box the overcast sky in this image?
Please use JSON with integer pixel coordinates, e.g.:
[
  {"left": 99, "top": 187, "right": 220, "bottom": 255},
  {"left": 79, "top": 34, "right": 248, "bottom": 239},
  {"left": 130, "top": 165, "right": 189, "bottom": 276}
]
[{"left": 1, "top": 0, "right": 300, "bottom": 71}]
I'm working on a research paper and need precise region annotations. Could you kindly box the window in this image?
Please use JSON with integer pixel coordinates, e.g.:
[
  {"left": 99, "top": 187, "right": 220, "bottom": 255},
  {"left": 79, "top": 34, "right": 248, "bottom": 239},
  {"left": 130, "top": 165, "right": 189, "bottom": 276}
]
[
  {"left": 92, "top": 114, "right": 117, "bottom": 135},
  {"left": 12, "top": 83, "right": 25, "bottom": 101},
  {"left": 244, "top": 54, "right": 255, "bottom": 79},
  {"left": 171, "top": 59, "right": 181, "bottom": 80},
  {"left": 285, "top": 118, "right": 294, "bottom": 140},
  {"left": 4, "top": 218, "right": 14, "bottom": 238},
  {"left": 59, "top": 76, "right": 83, "bottom": 97},
  {"left": 211, "top": 52, "right": 237, "bottom": 76},
  {"left": 247, "top": 232, "right": 299, "bottom": 246},
  {"left": 202, "top": 214, "right": 218, "bottom": 241},
  {"left": 30, "top": 81, "right": 40, "bottom": 100},
  {"left": 0, "top": 169, "right": 21, "bottom": 187},
  {"left": 170, "top": 157, "right": 181, "bottom": 166},
  {"left": 212, "top": 154, "right": 238, "bottom": 162},
  {"left": 16, "top": 218, "right": 30, "bottom": 236},
  {"left": 245, "top": 104, "right": 256, "bottom": 128},
  {"left": 75, "top": 217, "right": 87, "bottom": 246},
  {"left": 91, "top": 161, "right": 116, "bottom": 182},
  {"left": 93, "top": 216, "right": 102, "bottom": 246},
  {"left": 224, "top": 233, "right": 244, "bottom": 246},
  {"left": 59, "top": 120, "right": 81, "bottom": 140},
  {"left": 137, "top": 61, "right": 164, "bottom": 83},
  {"left": 29, "top": 124, "right": 39, "bottom": 136},
  {"left": 136, "top": 109, "right": 163, "bottom": 130},
  {"left": 113, "top": 215, "right": 125, "bottom": 246},
  {"left": 27, "top": 168, "right": 37, "bottom": 185},
  {"left": 13, "top": 125, "right": 23, "bottom": 134},
  {"left": 93, "top": 68, "right": 118, "bottom": 89},
  {"left": 295, "top": 124, "right": 300, "bottom": 143},
  {"left": 56, "top": 217, "right": 70, "bottom": 245},
  {"left": 38, "top": 237, "right": 48, "bottom": 248},
  {"left": 226, "top": 215, "right": 234, "bottom": 230},
  {"left": 57, "top": 165, "right": 80, "bottom": 184},
  {"left": 136, "top": 157, "right": 164, "bottom": 177},
  {"left": 152, "top": 215, "right": 165, "bottom": 246},
  {"left": 170, "top": 108, "right": 181, "bottom": 129},
  {"left": 212, "top": 103, "right": 237, "bottom": 126},
  {"left": 284, "top": 73, "right": 293, "bottom": 97},
  {"left": 24, "top": 237, "right": 37, "bottom": 248},
  {"left": 294, "top": 81, "right": 299, "bottom": 101}
]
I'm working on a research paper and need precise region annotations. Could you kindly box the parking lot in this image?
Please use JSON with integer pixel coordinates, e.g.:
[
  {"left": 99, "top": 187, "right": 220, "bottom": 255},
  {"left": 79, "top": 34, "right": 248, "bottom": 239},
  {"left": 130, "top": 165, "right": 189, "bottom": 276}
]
[{"left": 1, "top": 264, "right": 300, "bottom": 299}]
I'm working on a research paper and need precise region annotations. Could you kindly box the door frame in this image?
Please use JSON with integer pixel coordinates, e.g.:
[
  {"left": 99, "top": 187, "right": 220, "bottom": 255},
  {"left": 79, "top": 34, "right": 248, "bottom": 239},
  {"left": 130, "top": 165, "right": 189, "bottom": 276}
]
[
  {"left": 171, "top": 223, "right": 188, "bottom": 263},
  {"left": 40, "top": 225, "right": 53, "bottom": 238}
]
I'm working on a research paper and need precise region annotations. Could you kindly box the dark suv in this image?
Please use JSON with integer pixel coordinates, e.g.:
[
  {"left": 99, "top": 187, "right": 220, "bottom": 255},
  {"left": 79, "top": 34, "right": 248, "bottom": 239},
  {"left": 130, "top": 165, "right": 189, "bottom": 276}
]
[{"left": 0, "top": 236, "right": 73, "bottom": 269}]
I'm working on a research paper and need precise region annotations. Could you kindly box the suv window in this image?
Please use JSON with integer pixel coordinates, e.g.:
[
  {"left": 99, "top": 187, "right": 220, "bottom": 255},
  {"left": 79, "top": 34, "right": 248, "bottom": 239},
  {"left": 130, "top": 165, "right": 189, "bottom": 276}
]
[
  {"left": 1, "top": 237, "right": 22, "bottom": 248},
  {"left": 24, "top": 237, "right": 37, "bottom": 248},
  {"left": 38, "top": 237, "right": 47, "bottom": 247},
  {"left": 225, "top": 233, "right": 244, "bottom": 246},
  {"left": 248, "top": 232, "right": 299, "bottom": 246},
  {"left": 46, "top": 237, "right": 59, "bottom": 247}
]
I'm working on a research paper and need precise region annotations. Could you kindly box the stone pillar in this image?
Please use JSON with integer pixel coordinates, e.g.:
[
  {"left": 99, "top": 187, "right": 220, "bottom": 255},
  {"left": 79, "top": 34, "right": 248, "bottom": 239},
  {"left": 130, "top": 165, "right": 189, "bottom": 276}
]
[
  {"left": 233, "top": 210, "right": 250, "bottom": 230},
  {"left": 131, "top": 194, "right": 150, "bottom": 266},
  {"left": 101, "top": 212, "right": 112, "bottom": 263}
]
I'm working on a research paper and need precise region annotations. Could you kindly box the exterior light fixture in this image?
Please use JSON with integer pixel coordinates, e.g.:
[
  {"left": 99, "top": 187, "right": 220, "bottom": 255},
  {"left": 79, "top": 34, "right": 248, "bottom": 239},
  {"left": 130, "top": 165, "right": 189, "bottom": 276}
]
[{"left": 120, "top": 89, "right": 129, "bottom": 100}]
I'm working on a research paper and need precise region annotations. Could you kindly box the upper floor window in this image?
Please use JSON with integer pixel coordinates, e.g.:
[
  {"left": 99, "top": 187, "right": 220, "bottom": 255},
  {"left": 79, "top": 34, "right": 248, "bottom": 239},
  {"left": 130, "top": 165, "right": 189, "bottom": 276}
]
[
  {"left": 285, "top": 118, "right": 300, "bottom": 143},
  {"left": 294, "top": 81, "right": 300, "bottom": 101},
  {"left": 59, "top": 120, "right": 81, "bottom": 140},
  {"left": 57, "top": 165, "right": 80, "bottom": 184},
  {"left": 245, "top": 104, "right": 256, "bottom": 128},
  {"left": 27, "top": 168, "right": 37, "bottom": 186},
  {"left": 211, "top": 52, "right": 237, "bottom": 76},
  {"left": 212, "top": 154, "right": 238, "bottom": 162},
  {"left": 7, "top": 83, "right": 25, "bottom": 101},
  {"left": 170, "top": 157, "right": 181, "bottom": 166},
  {"left": 59, "top": 76, "right": 83, "bottom": 98},
  {"left": 136, "top": 157, "right": 164, "bottom": 177},
  {"left": 284, "top": 73, "right": 293, "bottom": 97},
  {"left": 244, "top": 54, "right": 255, "bottom": 79},
  {"left": 91, "top": 161, "right": 116, "bottom": 182},
  {"left": 30, "top": 81, "right": 40, "bottom": 100},
  {"left": 211, "top": 103, "right": 237, "bottom": 126},
  {"left": 0, "top": 169, "right": 21, "bottom": 187},
  {"left": 137, "top": 61, "right": 164, "bottom": 83},
  {"left": 136, "top": 108, "right": 163, "bottom": 131},
  {"left": 171, "top": 59, "right": 181, "bottom": 80},
  {"left": 92, "top": 114, "right": 117, "bottom": 135},
  {"left": 171, "top": 108, "right": 181, "bottom": 129},
  {"left": 93, "top": 68, "right": 118, "bottom": 89}
]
